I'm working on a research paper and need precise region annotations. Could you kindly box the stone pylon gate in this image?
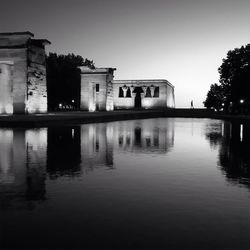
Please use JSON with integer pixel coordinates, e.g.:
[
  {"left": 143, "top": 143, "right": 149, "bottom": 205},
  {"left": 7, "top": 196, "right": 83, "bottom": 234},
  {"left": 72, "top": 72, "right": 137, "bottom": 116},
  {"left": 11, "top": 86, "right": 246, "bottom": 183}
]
[
  {"left": 79, "top": 67, "right": 116, "bottom": 111},
  {"left": 0, "top": 32, "right": 50, "bottom": 114}
]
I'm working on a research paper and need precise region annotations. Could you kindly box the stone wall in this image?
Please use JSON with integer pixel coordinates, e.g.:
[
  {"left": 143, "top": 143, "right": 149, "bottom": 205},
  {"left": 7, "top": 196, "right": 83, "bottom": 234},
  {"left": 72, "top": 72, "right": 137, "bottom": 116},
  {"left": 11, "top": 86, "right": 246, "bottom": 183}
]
[
  {"left": 0, "top": 62, "right": 13, "bottom": 114},
  {"left": 166, "top": 84, "right": 175, "bottom": 108},
  {"left": 112, "top": 80, "right": 175, "bottom": 110},
  {"left": 26, "top": 44, "right": 47, "bottom": 113},
  {"left": 80, "top": 67, "right": 116, "bottom": 111},
  {"left": 0, "top": 32, "right": 50, "bottom": 114},
  {"left": 0, "top": 48, "right": 27, "bottom": 114},
  {"left": 106, "top": 73, "right": 114, "bottom": 111}
]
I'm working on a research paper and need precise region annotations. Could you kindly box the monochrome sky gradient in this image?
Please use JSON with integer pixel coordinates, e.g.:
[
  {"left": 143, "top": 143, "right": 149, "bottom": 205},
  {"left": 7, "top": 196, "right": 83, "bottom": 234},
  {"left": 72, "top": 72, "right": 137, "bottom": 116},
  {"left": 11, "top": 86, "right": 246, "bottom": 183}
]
[{"left": 1, "top": 0, "right": 250, "bottom": 107}]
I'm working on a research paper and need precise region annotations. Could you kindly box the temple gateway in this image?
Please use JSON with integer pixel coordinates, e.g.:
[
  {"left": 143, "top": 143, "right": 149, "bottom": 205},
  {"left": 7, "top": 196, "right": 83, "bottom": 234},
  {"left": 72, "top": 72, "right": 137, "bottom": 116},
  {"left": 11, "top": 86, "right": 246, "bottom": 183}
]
[
  {"left": 80, "top": 67, "right": 175, "bottom": 111},
  {"left": 0, "top": 32, "right": 50, "bottom": 114},
  {"left": 0, "top": 32, "right": 175, "bottom": 114}
]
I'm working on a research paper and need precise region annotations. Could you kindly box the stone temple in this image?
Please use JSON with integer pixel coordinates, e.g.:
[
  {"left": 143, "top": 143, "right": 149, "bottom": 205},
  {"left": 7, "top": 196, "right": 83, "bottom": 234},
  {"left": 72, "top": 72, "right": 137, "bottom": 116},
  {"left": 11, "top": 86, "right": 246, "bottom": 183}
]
[
  {"left": 0, "top": 32, "right": 50, "bottom": 114},
  {"left": 80, "top": 67, "right": 175, "bottom": 111},
  {"left": 0, "top": 31, "right": 175, "bottom": 114}
]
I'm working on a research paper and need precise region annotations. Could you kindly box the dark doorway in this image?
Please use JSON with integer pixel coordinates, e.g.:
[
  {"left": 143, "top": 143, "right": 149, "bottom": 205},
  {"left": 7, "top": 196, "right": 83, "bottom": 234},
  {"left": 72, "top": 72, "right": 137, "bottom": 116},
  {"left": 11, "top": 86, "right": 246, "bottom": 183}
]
[
  {"left": 133, "top": 87, "right": 143, "bottom": 108},
  {"left": 135, "top": 93, "right": 141, "bottom": 108}
]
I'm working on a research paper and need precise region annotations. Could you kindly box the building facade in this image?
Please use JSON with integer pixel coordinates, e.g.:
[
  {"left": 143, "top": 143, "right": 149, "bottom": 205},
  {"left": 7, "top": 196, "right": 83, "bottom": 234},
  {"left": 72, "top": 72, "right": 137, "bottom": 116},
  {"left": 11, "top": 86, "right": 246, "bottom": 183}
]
[
  {"left": 0, "top": 32, "right": 50, "bottom": 114},
  {"left": 80, "top": 67, "right": 175, "bottom": 111}
]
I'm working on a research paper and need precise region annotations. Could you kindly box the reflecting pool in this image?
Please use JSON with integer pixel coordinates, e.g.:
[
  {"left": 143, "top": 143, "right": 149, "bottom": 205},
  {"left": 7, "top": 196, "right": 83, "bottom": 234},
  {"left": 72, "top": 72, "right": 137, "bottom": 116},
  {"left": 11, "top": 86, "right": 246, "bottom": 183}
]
[{"left": 1, "top": 118, "right": 250, "bottom": 249}]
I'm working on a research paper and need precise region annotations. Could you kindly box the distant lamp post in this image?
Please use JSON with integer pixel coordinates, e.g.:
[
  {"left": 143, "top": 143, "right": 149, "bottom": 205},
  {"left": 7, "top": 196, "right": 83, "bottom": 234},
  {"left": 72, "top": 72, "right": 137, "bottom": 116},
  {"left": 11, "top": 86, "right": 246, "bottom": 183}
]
[
  {"left": 240, "top": 99, "right": 244, "bottom": 114},
  {"left": 59, "top": 103, "right": 62, "bottom": 109},
  {"left": 72, "top": 99, "right": 75, "bottom": 103}
]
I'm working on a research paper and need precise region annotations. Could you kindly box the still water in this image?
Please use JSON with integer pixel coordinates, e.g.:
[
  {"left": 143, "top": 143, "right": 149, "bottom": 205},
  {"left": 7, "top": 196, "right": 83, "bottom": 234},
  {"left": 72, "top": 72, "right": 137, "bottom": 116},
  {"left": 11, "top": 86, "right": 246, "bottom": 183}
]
[{"left": 1, "top": 118, "right": 250, "bottom": 249}]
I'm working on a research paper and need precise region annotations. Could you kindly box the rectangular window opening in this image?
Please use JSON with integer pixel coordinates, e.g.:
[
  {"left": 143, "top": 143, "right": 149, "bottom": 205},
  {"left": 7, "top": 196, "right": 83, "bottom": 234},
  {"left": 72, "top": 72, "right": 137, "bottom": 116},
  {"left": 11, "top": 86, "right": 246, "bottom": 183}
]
[
  {"left": 119, "top": 87, "right": 124, "bottom": 97},
  {"left": 96, "top": 84, "right": 99, "bottom": 92},
  {"left": 153, "top": 87, "right": 160, "bottom": 98}
]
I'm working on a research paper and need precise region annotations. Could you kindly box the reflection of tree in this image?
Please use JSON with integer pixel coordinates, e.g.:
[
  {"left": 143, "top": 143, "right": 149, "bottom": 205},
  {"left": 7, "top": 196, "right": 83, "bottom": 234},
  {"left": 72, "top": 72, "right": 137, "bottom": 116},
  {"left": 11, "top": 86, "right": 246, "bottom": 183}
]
[
  {"left": 206, "top": 121, "right": 250, "bottom": 189},
  {"left": 47, "top": 126, "right": 81, "bottom": 178},
  {"left": 205, "top": 122, "right": 223, "bottom": 149}
]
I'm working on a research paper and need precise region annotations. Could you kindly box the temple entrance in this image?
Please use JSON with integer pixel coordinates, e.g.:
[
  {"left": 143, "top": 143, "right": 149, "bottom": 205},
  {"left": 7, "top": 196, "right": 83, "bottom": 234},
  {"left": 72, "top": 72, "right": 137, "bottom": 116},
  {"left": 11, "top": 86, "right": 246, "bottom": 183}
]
[
  {"left": 135, "top": 93, "right": 141, "bottom": 108},
  {"left": 133, "top": 87, "right": 143, "bottom": 109},
  {"left": 0, "top": 62, "right": 13, "bottom": 114}
]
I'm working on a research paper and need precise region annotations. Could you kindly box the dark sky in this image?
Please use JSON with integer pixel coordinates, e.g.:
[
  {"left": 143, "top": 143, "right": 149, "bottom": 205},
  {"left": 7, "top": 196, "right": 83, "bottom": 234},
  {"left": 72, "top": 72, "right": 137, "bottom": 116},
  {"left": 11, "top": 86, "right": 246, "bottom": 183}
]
[{"left": 1, "top": 0, "right": 250, "bottom": 107}]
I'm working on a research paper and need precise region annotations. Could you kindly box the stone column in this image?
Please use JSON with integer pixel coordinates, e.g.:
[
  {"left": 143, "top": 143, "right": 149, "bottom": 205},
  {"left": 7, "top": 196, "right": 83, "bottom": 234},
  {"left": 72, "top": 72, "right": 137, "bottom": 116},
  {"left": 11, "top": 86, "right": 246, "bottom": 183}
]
[
  {"left": 142, "top": 86, "right": 147, "bottom": 95},
  {"left": 130, "top": 85, "right": 135, "bottom": 93},
  {"left": 141, "top": 86, "right": 147, "bottom": 98},
  {"left": 0, "top": 62, "right": 13, "bottom": 114},
  {"left": 122, "top": 85, "right": 128, "bottom": 97},
  {"left": 140, "top": 92, "right": 146, "bottom": 98},
  {"left": 131, "top": 92, "right": 137, "bottom": 98},
  {"left": 150, "top": 85, "right": 155, "bottom": 97}
]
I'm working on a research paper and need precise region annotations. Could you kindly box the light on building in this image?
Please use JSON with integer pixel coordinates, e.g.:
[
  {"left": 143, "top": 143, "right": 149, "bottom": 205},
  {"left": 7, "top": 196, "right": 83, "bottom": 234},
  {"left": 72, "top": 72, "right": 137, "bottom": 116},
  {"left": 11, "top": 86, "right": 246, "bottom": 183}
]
[
  {"left": 106, "top": 104, "right": 114, "bottom": 111},
  {"left": 5, "top": 104, "right": 13, "bottom": 114},
  {"left": 89, "top": 104, "right": 96, "bottom": 112}
]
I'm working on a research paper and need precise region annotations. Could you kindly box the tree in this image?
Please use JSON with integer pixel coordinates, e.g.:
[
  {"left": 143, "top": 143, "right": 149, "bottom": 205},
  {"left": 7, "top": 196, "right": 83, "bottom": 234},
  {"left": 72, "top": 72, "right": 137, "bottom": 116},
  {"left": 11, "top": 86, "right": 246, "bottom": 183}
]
[
  {"left": 219, "top": 44, "right": 250, "bottom": 105},
  {"left": 46, "top": 53, "right": 95, "bottom": 111},
  {"left": 203, "top": 83, "right": 226, "bottom": 110},
  {"left": 204, "top": 44, "right": 250, "bottom": 113}
]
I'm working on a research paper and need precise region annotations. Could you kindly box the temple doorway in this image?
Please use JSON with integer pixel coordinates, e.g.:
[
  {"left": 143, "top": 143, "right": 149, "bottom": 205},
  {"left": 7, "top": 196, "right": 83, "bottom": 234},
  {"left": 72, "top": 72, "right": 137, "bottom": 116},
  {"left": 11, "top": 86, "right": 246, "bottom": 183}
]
[
  {"left": 133, "top": 87, "right": 143, "bottom": 108},
  {"left": 0, "top": 63, "right": 13, "bottom": 114}
]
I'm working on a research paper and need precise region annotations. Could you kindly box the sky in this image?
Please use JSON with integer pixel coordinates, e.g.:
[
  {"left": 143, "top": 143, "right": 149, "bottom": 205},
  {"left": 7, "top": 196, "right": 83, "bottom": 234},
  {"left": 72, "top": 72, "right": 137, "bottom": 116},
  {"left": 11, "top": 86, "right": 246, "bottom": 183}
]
[{"left": 1, "top": 0, "right": 250, "bottom": 107}]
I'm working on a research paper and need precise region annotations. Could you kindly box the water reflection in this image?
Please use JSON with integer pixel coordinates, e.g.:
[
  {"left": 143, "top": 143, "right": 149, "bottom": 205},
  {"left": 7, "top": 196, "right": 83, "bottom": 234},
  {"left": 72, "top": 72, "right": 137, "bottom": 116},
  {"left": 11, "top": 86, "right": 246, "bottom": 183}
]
[
  {"left": 0, "top": 119, "right": 175, "bottom": 207},
  {"left": 114, "top": 119, "right": 174, "bottom": 153},
  {"left": 206, "top": 120, "right": 250, "bottom": 188},
  {"left": 47, "top": 126, "right": 81, "bottom": 177},
  {"left": 81, "top": 123, "right": 114, "bottom": 170},
  {"left": 0, "top": 129, "right": 47, "bottom": 209},
  {"left": 4, "top": 119, "right": 250, "bottom": 248}
]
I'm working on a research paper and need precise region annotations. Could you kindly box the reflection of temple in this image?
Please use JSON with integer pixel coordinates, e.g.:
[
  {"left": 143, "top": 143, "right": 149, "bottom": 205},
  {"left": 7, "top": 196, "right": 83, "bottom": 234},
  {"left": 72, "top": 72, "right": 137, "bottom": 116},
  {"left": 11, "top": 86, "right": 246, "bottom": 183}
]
[
  {"left": 0, "top": 129, "right": 47, "bottom": 208},
  {"left": 81, "top": 124, "right": 114, "bottom": 170},
  {"left": 0, "top": 119, "right": 175, "bottom": 206},
  {"left": 113, "top": 119, "right": 174, "bottom": 154},
  {"left": 206, "top": 121, "right": 250, "bottom": 189},
  {"left": 26, "top": 129, "right": 47, "bottom": 200}
]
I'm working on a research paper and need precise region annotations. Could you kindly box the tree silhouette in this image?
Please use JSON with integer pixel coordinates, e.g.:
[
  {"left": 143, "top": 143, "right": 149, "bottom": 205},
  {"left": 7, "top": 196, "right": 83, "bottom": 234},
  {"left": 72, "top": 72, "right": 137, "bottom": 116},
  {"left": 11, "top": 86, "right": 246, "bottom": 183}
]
[
  {"left": 203, "top": 83, "right": 226, "bottom": 110},
  {"left": 46, "top": 53, "right": 95, "bottom": 111},
  {"left": 204, "top": 44, "right": 250, "bottom": 113}
]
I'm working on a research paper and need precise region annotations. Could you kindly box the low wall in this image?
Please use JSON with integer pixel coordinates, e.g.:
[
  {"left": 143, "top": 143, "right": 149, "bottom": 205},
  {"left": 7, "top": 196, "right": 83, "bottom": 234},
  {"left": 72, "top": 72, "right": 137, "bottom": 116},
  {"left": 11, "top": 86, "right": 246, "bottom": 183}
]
[{"left": 1, "top": 109, "right": 250, "bottom": 128}]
